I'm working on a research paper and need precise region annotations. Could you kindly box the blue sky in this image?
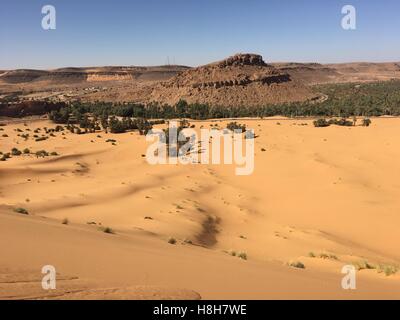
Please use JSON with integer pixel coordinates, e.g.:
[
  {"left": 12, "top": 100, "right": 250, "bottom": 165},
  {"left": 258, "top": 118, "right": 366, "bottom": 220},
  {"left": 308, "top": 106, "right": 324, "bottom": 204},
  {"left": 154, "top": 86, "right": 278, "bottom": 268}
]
[{"left": 0, "top": 0, "right": 399, "bottom": 69}]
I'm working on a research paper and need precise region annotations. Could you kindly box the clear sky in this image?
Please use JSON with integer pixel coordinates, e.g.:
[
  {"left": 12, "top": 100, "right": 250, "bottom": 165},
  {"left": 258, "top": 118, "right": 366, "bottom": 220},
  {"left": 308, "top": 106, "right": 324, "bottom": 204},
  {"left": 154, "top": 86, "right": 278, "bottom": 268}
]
[{"left": 1, "top": 0, "right": 399, "bottom": 69}]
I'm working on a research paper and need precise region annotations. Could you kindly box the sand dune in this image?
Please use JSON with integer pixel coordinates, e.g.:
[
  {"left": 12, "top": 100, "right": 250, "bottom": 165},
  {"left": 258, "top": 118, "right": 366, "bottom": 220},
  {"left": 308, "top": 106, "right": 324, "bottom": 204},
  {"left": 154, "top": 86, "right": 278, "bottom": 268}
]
[{"left": 1, "top": 118, "right": 400, "bottom": 299}]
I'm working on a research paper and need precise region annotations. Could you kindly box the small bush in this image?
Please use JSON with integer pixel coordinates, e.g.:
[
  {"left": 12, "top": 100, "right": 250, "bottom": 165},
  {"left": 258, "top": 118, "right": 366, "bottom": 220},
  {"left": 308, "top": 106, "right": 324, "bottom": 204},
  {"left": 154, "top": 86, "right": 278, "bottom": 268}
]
[
  {"left": 11, "top": 148, "right": 22, "bottom": 156},
  {"left": 328, "top": 118, "right": 353, "bottom": 127},
  {"left": 238, "top": 252, "right": 247, "bottom": 260},
  {"left": 36, "top": 150, "right": 49, "bottom": 158},
  {"left": 226, "top": 122, "right": 246, "bottom": 133},
  {"left": 319, "top": 253, "right": 338, "bottom": 260},
  {"left": 362, "top": 118, "right": 372, "bottom": 127},
  {"left": 14, "top": 207, "right": 29, "bottom": 215},
  {"left": 353, "top": 260, "right": 375, "bottom": 271},
  {"left": 35, "top": 136, "right": 48, "bottom": 142},
  {"left": 168, "top": 237, "right": 177, "bottom": 245},
  {"left": 378, "top": 265, "right": 398, "bottom": 276},
  {"left": 1, "top": 153, "right": 11, "bottom": 161},
  {"left": 100, "top": 226, "right": 115, "bottom": 234},
  {"left": 62, "top": 218, "right": 69, "bottom": 225},
  {"left": 229, "top": 250, "right": 237, "bottom": 257},
  {"left": 23, "top": 148, "right": 30, "bottom": 154},
  {"left": 313, "top": 119, "right": 330, "bottom": 127},
  {"left": 288, "top": 261, "right": 305, "bottom": 269}
]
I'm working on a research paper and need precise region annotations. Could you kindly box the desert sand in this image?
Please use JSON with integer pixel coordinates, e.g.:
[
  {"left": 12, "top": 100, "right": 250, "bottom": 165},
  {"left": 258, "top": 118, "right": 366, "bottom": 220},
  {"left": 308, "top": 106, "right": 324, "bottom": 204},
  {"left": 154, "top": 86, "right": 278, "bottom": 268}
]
[{"left": 1, "top": 117, "right": 400, "bottom": 299}]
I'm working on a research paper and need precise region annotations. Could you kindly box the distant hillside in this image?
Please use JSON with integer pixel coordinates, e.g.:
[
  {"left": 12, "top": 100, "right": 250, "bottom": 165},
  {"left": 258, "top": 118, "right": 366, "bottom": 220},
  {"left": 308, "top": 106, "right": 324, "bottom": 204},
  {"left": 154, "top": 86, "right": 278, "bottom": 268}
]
[
  {"left": 0, "top": 66, "right": 189, "bottom": 85},
  {"left": 1, "top": 56, "right": 400, "bottom": 105},
  {"left": 148, "top": 54, "right": 316, "bottom": 106}
]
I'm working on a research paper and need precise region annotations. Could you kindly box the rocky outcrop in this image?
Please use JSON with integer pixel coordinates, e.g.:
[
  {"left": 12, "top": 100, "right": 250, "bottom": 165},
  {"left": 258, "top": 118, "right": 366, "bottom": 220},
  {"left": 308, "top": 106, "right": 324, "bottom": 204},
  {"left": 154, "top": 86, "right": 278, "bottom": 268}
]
[
  {"left": 149, "top": 53, "right": 316, "bottom": 106},
  {"left": 215, "top": 53, "right": 267, "bottom": 67}
]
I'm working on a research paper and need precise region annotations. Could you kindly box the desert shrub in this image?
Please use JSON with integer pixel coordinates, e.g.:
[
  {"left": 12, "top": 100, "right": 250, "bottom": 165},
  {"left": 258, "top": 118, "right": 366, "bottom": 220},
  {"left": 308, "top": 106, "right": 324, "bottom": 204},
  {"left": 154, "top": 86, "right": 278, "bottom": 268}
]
[
  {"left": 23, "top": 148, "right": 30, "bottom": 154},
  {"left": 362, "top": 118, "right": 372, "bottom": 127},
  {"left": 2, "top": 134, "right": 8, "bottom": 137},
  {"left": 35, "top": 136, "right": 48, "bottom": 142},
  {"left": 288, "top": 261, "right": 305, "bottom": 269},
  {"left": 238, "top": 252, "right": 247, "bottom": 260},
  {"left": 100, "top": 226, "right": 115, "bottom": 234},
  {"left": 319, "top": 253, "right": 338, "bottom": 260},
  {"left": 226, "top": 122, "right": 246, "bottom": 133},
  {"left": 328, "top": 118, "right": 354, "bottom": 126},
  {"left": 168, "top": 237, "right": 177, "bottom": 245},
  {"left": 1, "top": 153, "right": 11, "bottom": 161},
  {"left": 50, "top": 152, "right": 58, "bottom": 156},
  {"left": 14, "top": 207, "right": 29, "bottom": 215},
  {"left": 377, "top": 264, "right": 398, "bottom": 276},
  {"left": 313, "top": 119, "right": 330, "bottom": 127},
  {"left": 62, "top": 218, "right": 69, "bottom": 225},
  {"left": 35, "top": 150, "right": 49, "bottom": 158},
  {"left": 108, "top": 116, "right": 127, "bottom": 133},
  {"left": 353, "top": 260, "right": 376, "bottom": 271},
  {"left": 11, "top": 148, "right": 22, "bottom": 156}
]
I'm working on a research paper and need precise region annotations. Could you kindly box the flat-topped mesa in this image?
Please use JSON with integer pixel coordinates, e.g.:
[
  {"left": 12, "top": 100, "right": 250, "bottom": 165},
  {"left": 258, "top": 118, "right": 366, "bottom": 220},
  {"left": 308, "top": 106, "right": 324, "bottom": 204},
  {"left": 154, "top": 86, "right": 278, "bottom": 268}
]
[{"left": 216, "top": 54, "right": 267, "bottom": 68}]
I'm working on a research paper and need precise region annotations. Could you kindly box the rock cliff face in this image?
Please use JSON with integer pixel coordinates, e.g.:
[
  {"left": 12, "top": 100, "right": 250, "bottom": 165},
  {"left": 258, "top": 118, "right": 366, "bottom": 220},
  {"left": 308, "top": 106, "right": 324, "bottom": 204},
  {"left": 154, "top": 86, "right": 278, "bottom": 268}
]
[
  {"left": 0, "top": 66, "right": 188, "bottom": 84},
  {"left": 148, "top": 54, "right": 316, "bottom": 107}
]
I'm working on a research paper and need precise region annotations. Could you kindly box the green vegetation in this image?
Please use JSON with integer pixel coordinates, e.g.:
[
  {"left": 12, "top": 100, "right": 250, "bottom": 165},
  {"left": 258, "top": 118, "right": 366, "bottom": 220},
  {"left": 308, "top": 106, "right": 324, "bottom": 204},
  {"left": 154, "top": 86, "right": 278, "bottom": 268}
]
[
  {"left": 362, "top": 118, "right": 372, "bottom": 127},
  {"left": 226, "top": 122, "right": 246, "bottom": 132},
  {"left": 237, "top": 252, "right": 248, "bottom": 260},
  {"left": 168, "top": 237, "right": 177, "bottom": 245},
  {"left": 14, "top": 207, "right": 29, "bottom": 215},
  {"left": 35, "top": 136, "right": 48, "bottom": 142},
  {"left": 288, "top": 261, "right": 305, "bottom": 269},
  {"left": 377, "top": 264, "right": 398, "bottom": 276},
  {"left": 313, "top": 119, "right": 330, "bottom": 127},
  {"left": 35, "top": 150, "right": 49, "bottom": 157},
  {"left": 99, "top": 226, "right": 115, "bottom": 234},
  {"left": 1, "top": 153, "right": 11, "bottom": 161},
  {"left": 45, "top": 81, "right": 400, "bottom": 124},
  {"left": 11, "top": 148, "right": 22, "bottom": 156},
  {"left": 308, "top": 252, "right": 338, "bottom": 260},
  {"left": 351, "top": 260, "right": 398, "bottom": 276}
]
